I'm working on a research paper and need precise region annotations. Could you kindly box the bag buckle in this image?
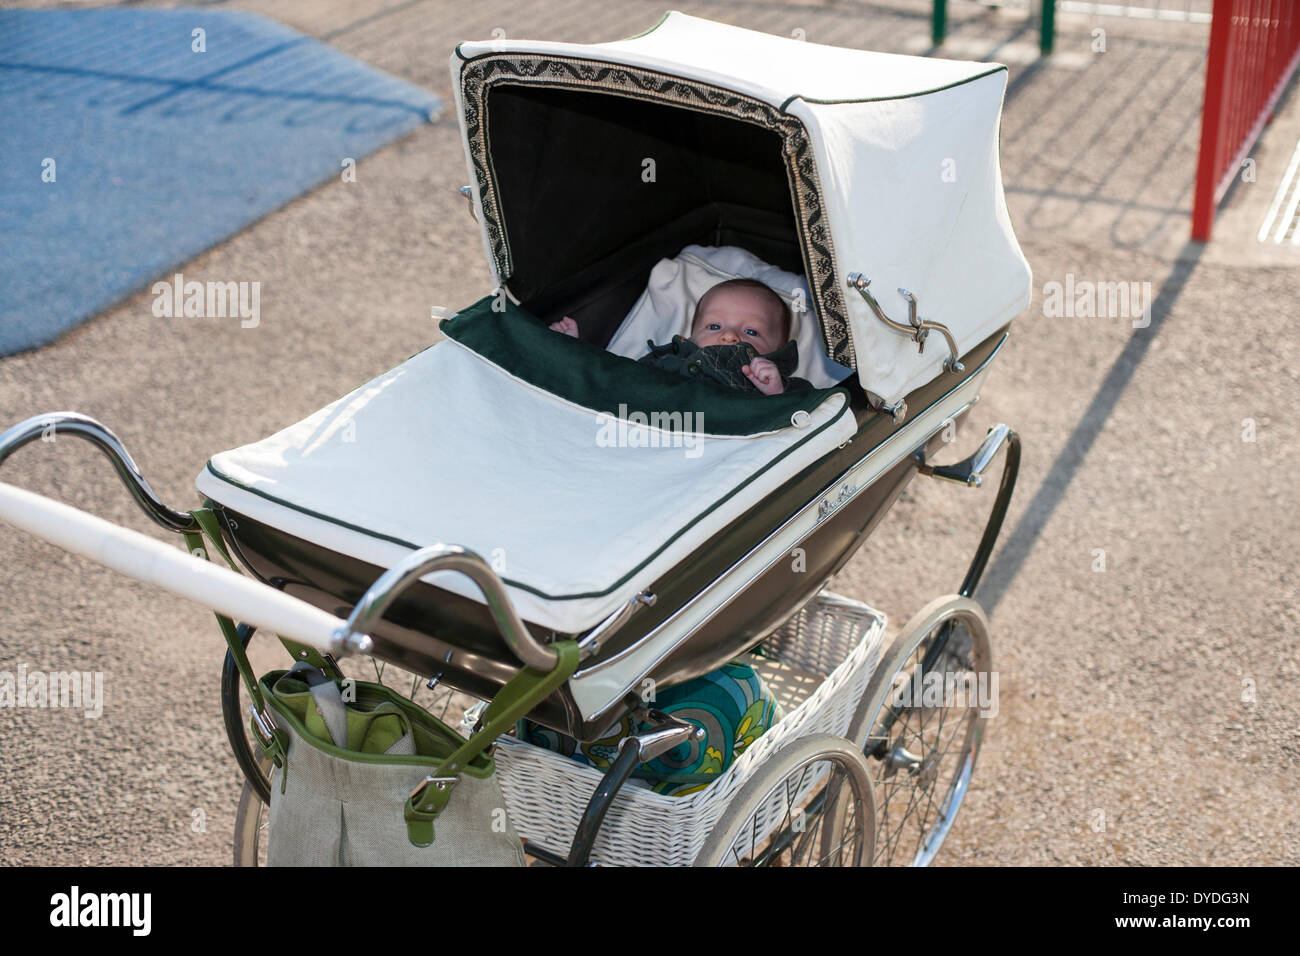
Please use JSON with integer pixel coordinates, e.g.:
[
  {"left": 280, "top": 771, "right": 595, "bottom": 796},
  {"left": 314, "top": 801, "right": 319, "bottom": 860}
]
[
  {"left": 250, "top": 705, "right": 278, "bottom": 744},
  {"left": 409, "top": 775, "right": 458, "bottom": 808}
]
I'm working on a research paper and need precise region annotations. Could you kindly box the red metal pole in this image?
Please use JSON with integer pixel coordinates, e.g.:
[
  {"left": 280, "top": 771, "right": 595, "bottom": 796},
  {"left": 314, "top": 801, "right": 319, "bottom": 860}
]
[{"left": 1192, "top": 0, "right": 1235, "bottom": 241}]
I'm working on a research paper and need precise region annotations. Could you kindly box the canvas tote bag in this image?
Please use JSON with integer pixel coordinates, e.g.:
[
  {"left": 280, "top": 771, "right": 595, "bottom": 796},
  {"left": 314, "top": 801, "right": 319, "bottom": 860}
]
[{"left": 185, "top": 508, "right": 579, "bottom": 866}]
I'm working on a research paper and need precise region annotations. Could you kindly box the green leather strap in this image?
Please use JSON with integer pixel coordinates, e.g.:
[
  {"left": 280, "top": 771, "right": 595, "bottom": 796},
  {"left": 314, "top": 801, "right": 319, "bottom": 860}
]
[
  {"left": 188, "top": 507, "right": 237, "bottom": 570},
  {"left": 440, "top": 640, "right": 579, "bottom": 778},
  {"left": 404, "top": 640, "right": 580, "bottom": 845},
  {"left": 189, "top": 507, "right": 332, "bottom": 672},
  {"left": 183, "top": 523, "right": 262, "bottom": 710},
  {"left": 184, "top": 508, "right": 289, "bottom": 774}
]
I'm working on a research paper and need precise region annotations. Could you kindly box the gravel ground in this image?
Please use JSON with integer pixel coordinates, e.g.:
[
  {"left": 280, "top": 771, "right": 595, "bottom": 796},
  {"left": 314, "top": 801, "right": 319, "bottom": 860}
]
[{"left": 1, "top": 0, "right": 1296, "bottom": 866}]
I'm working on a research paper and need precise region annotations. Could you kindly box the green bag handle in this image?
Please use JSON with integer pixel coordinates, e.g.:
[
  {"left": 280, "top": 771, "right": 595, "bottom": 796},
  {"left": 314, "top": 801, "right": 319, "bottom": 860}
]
[{"left": 404, "top": 640, "right": 580, "bottom": 846}]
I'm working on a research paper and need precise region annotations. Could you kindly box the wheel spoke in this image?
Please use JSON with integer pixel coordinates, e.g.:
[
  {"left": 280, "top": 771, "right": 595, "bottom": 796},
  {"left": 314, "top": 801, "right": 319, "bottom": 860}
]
[
  {"left": 710, "top": 743, "right": 872, "bottom": 867},
  {"left": 865, "top": 611, "right": 988, "bottom": 866}
]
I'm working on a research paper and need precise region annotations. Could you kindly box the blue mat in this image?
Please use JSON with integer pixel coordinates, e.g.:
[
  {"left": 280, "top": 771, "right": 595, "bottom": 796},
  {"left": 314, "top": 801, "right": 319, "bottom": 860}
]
[{"left": 0, "top": 9, "right": 440, "bottom": 354}]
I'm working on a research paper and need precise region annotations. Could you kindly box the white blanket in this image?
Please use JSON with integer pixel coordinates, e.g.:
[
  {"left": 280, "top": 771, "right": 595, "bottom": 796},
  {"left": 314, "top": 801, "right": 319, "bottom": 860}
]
[
  {"left": 605, "top": 245, "right": 853, "bottom": 389},
  {"left": 196, "top": 337, "right": 857, "bottom": 634}
]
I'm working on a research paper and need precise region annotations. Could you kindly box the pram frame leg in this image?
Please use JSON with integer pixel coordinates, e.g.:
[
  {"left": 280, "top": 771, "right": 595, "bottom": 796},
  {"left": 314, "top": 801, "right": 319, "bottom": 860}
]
[
  {"left": 564, "top": 743, "right": 640, "bottom": 867},
  {"left": 563, "top": 710, "right": 703, "bottom": 866},
  {"left": 914, "top": 423, "right": 1021, "bottom": 601},
  {"left": 910, "top": 424, "right": 1019, "bottom": 693}
]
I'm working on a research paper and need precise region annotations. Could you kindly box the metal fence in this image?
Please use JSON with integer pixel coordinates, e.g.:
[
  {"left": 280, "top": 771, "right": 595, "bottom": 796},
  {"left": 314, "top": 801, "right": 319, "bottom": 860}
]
[
  {"left": 935, "top": 0, "right": 1213, "bottom": 52},
  {"left": 1191, "top": 0, "right": 1300, "bottom": 240}
]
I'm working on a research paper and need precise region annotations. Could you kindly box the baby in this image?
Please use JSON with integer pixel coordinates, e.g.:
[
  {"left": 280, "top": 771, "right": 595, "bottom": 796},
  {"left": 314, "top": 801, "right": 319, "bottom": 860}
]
[{"left": 549, "top": 278, "right": 811, "bottom": 395}]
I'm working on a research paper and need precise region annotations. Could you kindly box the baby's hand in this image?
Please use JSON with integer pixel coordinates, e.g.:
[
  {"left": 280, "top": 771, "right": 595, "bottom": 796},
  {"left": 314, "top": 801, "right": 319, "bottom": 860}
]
[
  {"left": 549, "top": 316, "right": 579, "bottom": 337},
  {"left": 743, "top": 357, "right": 785, "bottom": 395}
]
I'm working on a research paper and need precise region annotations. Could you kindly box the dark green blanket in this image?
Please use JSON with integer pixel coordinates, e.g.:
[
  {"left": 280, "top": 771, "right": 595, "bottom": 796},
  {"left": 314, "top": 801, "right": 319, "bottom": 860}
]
[
  {"left": 638, "top": 336, "right": 814, "bottom": 394},
  {"left": 438, "top": 295, "right": 847, "bottom": 437}
]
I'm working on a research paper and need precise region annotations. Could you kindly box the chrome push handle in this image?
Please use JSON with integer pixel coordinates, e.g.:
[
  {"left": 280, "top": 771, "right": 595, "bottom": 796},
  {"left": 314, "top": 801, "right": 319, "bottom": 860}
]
[
  {"left": 845, "top": 273, "right": 964, "bottom": 373},
  {"left": 335, "top": 543, "right": 560, "bottom": 671},
  {"left": 917, "top": 423, "right": 1014, "bottom": 488},
  {"left": 0, "top": 412, "right": 198, "bottom": 533},
  {"left": 0, "top": 417, "right": 561, "bottom": 671}
]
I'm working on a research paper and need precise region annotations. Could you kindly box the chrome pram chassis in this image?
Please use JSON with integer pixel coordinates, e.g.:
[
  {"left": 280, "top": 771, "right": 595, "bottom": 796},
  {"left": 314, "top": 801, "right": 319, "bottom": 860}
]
[{"left": 0, "top": 393, "right": 1018, "bottom": 867}]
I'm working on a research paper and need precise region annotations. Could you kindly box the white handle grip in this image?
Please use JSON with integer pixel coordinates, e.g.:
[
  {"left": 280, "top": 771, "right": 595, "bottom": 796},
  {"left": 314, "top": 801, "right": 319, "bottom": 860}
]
[{"left": 0, "top": 481, "right": 345, "bottom": 653}]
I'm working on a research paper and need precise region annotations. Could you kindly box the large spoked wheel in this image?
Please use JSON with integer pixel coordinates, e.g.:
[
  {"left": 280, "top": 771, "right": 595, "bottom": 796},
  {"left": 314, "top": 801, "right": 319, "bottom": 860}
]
[
  {"left": 694, "top": 734, "right": 876, "bottom": 867},
  {"left": 847, "top": 595, "right": 992, "bottom": 867}
]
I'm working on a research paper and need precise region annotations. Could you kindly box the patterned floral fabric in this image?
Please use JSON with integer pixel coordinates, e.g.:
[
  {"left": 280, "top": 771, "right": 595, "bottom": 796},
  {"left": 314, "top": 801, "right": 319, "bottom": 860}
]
[{"left": 519, "top": 661, "right": 783, "bottom": 796}]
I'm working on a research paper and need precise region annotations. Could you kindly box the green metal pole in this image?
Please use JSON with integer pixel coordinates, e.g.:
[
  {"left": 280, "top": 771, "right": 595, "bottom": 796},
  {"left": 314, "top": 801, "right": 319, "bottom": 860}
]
[
  {"left": 932, "top": 0, "right": 947, "bottom": 48},
  {"left": 1040, "top": 0, "right": 1056, "bottom": 56}
]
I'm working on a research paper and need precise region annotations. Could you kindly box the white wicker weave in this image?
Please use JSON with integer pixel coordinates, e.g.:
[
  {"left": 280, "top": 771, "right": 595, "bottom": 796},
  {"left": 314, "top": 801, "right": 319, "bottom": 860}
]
[{"left": 494, "top": 591, "right": 886, "bottom": 866}]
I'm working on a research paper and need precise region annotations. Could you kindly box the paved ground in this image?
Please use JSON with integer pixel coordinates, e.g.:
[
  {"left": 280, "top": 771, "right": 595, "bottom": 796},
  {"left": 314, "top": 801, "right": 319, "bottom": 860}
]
[{"left": 1, "top": 0, "right": 1297, "bottom": 866}]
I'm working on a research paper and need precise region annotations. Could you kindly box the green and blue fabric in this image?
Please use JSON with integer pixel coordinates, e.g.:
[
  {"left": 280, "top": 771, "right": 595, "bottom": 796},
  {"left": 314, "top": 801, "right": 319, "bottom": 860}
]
[{"left": 520, "top": 660, "right": 782, "bottom": 796}]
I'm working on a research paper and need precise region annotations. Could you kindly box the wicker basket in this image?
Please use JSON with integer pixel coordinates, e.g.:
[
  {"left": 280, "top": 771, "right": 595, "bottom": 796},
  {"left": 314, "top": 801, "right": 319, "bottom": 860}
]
[{"left": 493, "top": 591, "right": 886, "bottom": 866}]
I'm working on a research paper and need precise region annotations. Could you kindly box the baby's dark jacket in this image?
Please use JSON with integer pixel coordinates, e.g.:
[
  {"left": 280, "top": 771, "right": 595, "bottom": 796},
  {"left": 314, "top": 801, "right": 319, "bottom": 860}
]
[{"left": 637, "top": 336, "right": 814, "bottom": 394}]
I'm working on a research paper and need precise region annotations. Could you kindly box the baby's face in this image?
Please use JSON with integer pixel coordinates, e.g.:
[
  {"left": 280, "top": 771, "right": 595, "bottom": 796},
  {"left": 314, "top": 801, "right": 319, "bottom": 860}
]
[{"left": 690, "top": 285, "right": 786, "bottom": 354}]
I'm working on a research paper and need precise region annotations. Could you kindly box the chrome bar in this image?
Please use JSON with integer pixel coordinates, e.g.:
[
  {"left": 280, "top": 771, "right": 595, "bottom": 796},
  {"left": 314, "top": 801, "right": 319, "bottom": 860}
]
[
  {"left": 622, "top": 708, "right": 704, "bottom": 762},
  {"left": 917, "top": 423, "right": 1013, "bottom": 488},
  {"left": 914, "top": 422, "right": 1021, "bottom": 600},
  {"left": 0, "top": 412, "right": 198, "bottom": 533},
  {"left": 334, "top": 543, "right": 559, "bottom": 670},
  {"left": 846, "top": 273, "right": 964, "bottom": 373},
  {"left": 577, "top": 589, "right": 656, "bottom": 655}
]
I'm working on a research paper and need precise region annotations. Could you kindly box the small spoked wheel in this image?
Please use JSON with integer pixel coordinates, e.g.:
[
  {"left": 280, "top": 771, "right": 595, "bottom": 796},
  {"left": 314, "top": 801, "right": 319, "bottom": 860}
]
[
  {"left": 847, "top": 595, "right": 992, "bottom": 867},
  {"left": 694, "top": 734, "right": 876, "bottom": 867},
  {"left": 233, "top": 752, "right": 272, "bottom": 867}
]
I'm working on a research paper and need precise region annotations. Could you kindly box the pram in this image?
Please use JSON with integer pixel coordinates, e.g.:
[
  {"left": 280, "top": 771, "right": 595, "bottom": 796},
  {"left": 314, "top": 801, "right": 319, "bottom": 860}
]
[{"left": 0, "top": 12, "right": 1031, "bottom": 866}]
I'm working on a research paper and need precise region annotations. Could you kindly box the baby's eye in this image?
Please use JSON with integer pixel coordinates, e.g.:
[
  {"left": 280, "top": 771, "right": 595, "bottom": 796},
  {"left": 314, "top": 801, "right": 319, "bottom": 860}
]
[
  {"left": 744, "top": 328, "right": 760, "bottom": 337},
  {"left": 706, "top": 323, "right": 721, "bottom": 331}
]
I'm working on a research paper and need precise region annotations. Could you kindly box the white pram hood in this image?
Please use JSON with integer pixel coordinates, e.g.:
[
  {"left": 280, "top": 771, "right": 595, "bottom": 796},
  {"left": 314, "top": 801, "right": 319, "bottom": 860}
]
[
  {"left": 196, "top": 317, "right": 856, "bottom": 634},
  {"left": 453, "top": 11, "right": 1032, "bottom": 406}
]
